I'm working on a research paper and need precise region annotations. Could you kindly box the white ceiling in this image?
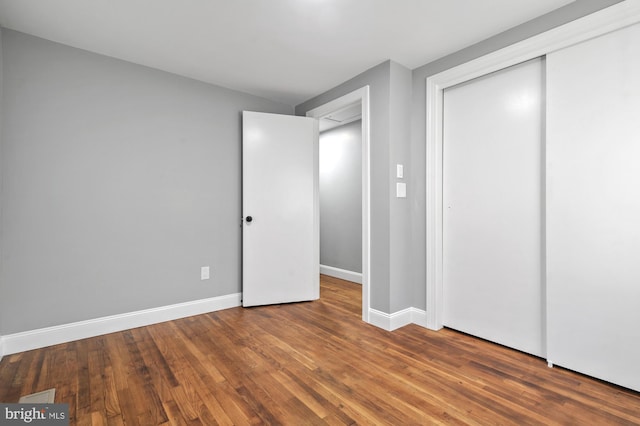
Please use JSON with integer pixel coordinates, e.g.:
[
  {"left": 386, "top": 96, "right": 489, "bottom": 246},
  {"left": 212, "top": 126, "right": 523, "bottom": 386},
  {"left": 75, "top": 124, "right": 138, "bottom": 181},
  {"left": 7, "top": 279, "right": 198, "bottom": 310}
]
[{"left": 0, "top": 0, "right": 574, "bottom": 105}]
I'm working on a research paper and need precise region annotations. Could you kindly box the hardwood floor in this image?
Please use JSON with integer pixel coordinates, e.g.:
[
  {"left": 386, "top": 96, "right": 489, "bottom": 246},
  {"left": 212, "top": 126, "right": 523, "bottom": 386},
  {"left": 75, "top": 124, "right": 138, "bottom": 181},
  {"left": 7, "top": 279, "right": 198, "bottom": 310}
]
[{"left": 1, "top": 275, "right": 639, "bottom": 425}]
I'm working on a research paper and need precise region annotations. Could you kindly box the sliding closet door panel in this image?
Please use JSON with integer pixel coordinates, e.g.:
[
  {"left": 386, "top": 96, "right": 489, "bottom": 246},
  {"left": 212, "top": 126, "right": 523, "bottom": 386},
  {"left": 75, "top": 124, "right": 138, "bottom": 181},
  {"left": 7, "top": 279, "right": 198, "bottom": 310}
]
[
  {"left": 443, "top": 58, "right": 544, "bottom": 357},
  {"left": 547, "top": 23, "right": 640, "bottom": 392}
]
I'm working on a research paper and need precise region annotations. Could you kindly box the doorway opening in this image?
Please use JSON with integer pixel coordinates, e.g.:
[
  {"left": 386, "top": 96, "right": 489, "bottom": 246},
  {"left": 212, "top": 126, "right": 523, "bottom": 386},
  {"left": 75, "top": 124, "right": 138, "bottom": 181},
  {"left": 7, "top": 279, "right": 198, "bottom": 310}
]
[
  {"left": 319, "top": 107, "right": 362, "bottom": 283},
  {"left": 306, "top": 87, "right": 371, "bottom": 323}
]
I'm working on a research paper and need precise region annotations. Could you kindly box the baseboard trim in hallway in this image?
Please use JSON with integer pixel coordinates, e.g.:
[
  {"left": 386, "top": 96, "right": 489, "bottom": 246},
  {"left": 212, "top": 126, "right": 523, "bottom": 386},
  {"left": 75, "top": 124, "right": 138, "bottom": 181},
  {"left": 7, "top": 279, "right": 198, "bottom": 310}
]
[{"left": 320, "top": 264, "right": 362, "bottom": 284}]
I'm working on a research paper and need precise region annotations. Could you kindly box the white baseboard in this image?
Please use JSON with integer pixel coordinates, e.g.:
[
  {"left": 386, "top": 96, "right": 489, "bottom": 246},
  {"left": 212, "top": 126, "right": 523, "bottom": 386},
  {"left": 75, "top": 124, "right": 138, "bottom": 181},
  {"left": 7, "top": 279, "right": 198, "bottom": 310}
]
[
  {"left": 0, "top": 335, "right": 5, "bottom": 363},
  {"left": 1, "top": 293, "right": 242, "bottom": 356},
  {"left": 410, "top": 308, "right": 429, "bottom": 328},
  {"left": 368, "top": 307, "right": 428, "bottom": 331},
  {"left": 320, "top": 264, "right": 362, "bottom": 284}
]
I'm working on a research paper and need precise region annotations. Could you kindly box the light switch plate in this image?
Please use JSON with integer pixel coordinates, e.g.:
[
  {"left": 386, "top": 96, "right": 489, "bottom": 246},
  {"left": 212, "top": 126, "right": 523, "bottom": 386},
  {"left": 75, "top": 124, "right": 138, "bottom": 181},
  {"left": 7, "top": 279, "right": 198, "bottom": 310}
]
[
  {"left": 396, "top": 182, "right": 407, "bottom": 198},
  {"left": 396, "top": 164, "right": 404, "bottom": 179},
  {"left": 201, "top": 266, "right": 210, "bottom": 280}
]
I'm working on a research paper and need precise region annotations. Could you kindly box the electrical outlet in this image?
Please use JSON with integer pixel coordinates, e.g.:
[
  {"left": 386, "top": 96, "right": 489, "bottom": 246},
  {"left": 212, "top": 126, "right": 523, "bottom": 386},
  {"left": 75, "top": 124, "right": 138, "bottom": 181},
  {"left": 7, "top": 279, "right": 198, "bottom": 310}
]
[{"left": 201, "top": 266, "right": 210, "bottom": 280}]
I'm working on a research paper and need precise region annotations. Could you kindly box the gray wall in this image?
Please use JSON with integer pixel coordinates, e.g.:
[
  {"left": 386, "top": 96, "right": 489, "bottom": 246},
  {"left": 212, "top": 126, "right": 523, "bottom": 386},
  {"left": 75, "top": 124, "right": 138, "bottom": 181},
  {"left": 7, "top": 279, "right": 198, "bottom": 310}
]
[
  {"left": 388, "top": 62, "right": 413, "bottom": 312},
  {"left": 0, "top": 0, "right": 625, "bottom": 336},
  {"left": 319, "top": 120, "right": 362, "bottom": 273},
  {"left": 408, "top": 0, "right": 624, "bottom": 310},
  {"left": 296, "top": 60, "right": 413, "bottom": 313},
  {"left": 0, "top": 29, "right": 291, "bottom": 335}
]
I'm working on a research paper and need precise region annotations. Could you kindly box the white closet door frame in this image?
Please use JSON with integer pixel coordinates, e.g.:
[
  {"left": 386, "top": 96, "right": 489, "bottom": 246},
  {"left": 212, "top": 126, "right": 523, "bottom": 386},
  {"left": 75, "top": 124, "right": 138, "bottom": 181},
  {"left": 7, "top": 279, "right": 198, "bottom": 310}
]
[{"left": 425, "top": 0, "right": 640, "bottom": 331}]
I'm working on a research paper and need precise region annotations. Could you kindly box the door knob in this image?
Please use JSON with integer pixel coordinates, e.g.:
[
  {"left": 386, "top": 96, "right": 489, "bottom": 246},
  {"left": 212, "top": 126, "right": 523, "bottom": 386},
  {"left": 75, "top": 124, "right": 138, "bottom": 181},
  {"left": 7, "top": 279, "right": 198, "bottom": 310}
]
[{"left": 246, "top": 216, "right": 253, "bottom": 223}]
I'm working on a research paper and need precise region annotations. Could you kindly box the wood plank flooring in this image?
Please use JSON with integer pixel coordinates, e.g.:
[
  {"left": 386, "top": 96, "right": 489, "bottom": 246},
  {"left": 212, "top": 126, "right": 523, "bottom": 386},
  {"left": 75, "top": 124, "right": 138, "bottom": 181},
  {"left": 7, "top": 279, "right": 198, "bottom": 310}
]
[{"left": 1, "top": 274, "right": 639, "bottom": 425}]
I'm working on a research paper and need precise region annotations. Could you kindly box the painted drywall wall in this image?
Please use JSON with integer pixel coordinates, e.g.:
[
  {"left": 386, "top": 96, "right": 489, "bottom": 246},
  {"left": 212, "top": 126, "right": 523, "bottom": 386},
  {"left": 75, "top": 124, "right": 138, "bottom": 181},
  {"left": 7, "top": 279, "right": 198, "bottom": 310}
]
[
  {"left": 0, "top": 29, "right": 292, "bottom": 335},
  {"left": 408, "top": 0, "right": 624, "bottom": 310},
  {"left": 297, "top": 60, "right": 413, "bottom": 314},
  {"left": 319, "top": 120, "right": 362, "bottom": 274},
  {"left": 388, "top": 61, "right": 413, "bottom": 313}
]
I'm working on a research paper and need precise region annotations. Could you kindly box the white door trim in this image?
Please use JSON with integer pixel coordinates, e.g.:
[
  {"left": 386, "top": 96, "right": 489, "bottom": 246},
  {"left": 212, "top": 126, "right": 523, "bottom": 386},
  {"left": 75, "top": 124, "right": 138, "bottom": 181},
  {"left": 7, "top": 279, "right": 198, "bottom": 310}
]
[
  {"left": 306, "top": 86, "right": 371, "bottom": 323},
  {"left": 425, "top": 0, "right": 640, "bottom": 331}
]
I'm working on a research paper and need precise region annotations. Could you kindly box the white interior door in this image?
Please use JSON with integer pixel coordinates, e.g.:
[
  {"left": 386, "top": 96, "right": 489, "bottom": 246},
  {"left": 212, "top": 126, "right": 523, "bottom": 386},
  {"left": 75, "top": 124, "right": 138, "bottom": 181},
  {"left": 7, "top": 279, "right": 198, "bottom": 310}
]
[
  {"left": 242, "top": 111, "right": 319, "bottom": 307},
  {"left": 546, "top": 22, "right": 640, "bottom": 392},
  {"left": 442, "top": 58, "right": 545, "bottom": 357}
]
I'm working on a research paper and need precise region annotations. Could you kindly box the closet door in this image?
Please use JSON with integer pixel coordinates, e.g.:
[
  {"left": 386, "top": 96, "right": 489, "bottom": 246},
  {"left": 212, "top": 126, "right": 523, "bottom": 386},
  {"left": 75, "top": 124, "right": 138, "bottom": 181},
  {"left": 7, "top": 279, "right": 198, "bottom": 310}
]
[
  {"left": 546, "top": 22, "right": 640, "bottom": 392},
  {"left": 443, "top": 58, "right": 545, "bottom": 357}
]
